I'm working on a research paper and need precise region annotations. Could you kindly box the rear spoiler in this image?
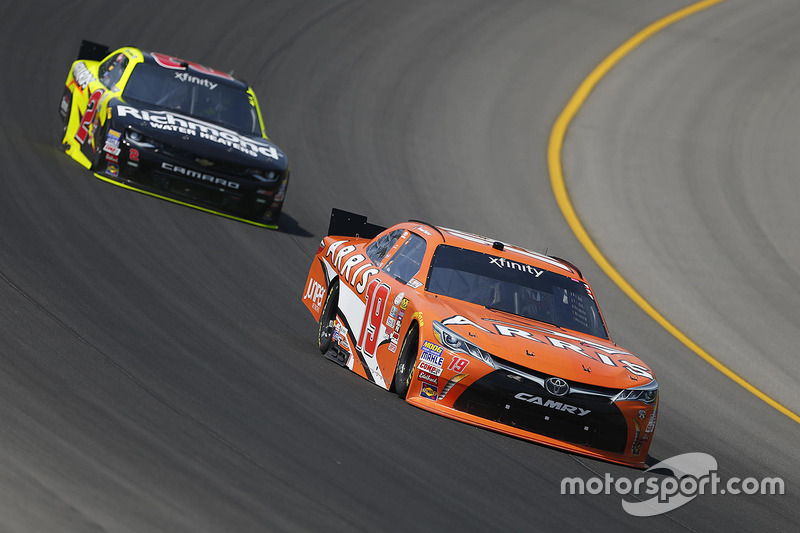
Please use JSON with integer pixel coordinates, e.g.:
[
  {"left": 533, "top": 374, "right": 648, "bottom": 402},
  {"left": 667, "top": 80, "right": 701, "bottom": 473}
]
[
  {"left": 327, "top": 208, "right": 386, "bottom": 239},
  {"left": 78, "top": 40, "right": 109, "bottom": 61}
]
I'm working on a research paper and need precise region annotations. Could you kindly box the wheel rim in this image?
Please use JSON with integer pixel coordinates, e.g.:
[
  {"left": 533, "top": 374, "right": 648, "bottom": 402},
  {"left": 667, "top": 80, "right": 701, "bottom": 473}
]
[
  {"left": 395, "top": 326, "right": 418, "bottom": 399},
  {"left": 318, "top": 284, "right": 338, "bottom": 354}
]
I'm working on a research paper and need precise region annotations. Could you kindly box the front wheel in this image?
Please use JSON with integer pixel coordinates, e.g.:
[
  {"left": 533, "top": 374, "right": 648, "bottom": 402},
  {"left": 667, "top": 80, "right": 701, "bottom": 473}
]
[
  {"left": 90, "top": 122, "right": 108, "bottom": 171},
  {"left": 393, "top": 324, "right": 419, "bottom": 399},
  {"left": 318, "top": 283, "right": 338, "bottom": 354}
]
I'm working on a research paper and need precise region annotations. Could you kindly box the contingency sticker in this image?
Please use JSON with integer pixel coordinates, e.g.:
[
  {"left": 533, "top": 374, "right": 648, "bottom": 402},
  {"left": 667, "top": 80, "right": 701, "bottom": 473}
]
[
  {"left": 420, "top": 382, "right": 438, "bottom": 401},
  {"left": 105, "top": 163, "right": 119, "bottom": 177},
  {"left": 333, "top": 319, "right": 351, "bottom": 351},
  {"left": 104, "top": 129, "right": 121, "bottom": 150},
  {"left": 418, "top": 341, "right": 444, "bottom": 376},
  {"left": 387, "top": 293, "right": 407, "bottom": 353}
]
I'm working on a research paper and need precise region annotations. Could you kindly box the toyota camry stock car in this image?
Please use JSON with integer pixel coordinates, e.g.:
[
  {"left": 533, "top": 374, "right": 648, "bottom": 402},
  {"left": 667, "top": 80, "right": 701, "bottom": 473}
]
[
  {"left": 58, "top": 40, "right": 290, "bottom": 228},
  {"left": 302, "top": 209, "right": 658, "bottom": 467}
]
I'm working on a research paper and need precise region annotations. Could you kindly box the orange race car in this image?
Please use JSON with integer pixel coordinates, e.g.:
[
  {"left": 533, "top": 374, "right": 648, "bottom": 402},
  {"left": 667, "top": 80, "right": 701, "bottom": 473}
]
[{"left": 302, "top": 209, "right": 658, "bottom": 468}]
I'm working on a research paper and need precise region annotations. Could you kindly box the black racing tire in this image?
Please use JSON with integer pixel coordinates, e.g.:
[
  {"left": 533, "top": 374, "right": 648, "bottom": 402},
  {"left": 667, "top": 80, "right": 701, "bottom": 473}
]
[
  {"left": 90, "top": 122, "right": 108, "bottom": 171},
  {"left": 318, "top": 282, "right": 338, "bottom": 354},
  {"left": 58, "top": 88, "right": 72, "bottom": 149},
  {"left": 393, "top": 324, "right": 419, "bottom": 399}
]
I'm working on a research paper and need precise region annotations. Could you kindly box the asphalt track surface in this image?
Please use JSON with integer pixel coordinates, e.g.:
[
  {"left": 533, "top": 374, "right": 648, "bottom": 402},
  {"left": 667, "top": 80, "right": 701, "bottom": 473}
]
[{"left": 0, "top": 1, "right": 797, "bottom": 531}]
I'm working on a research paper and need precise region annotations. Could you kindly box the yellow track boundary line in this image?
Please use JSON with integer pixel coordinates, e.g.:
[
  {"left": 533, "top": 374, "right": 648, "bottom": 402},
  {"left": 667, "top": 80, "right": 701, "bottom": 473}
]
[{"left": 547, "top": 0, "right": 800, "bottom": 424}]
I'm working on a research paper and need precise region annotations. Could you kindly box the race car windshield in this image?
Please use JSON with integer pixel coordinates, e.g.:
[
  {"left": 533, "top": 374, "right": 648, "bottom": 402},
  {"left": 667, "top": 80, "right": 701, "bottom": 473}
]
[
  {"left": 122, "top": 64, "right": 260, "bottom": 135},
  {"left": 427, "top": 245, "right": 609, "bottom": 339}
]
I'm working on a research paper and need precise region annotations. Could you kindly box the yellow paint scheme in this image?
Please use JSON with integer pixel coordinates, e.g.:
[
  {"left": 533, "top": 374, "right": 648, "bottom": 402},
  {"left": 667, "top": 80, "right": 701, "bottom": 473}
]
[
  {"left": 61, "top": 46, "right": 269, "bottom": 169},
  {"left": 61, "top": 48, "right": 142, "bottom": 168},
  {"left": 59, "top": 45, "right": 279, "bottom": 227}
]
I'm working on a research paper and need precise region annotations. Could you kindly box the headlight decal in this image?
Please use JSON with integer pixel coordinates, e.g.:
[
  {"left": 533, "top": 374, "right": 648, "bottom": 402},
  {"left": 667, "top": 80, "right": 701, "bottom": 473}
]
[
  {"left": 432, "top": 320, "right": 495, "bottom": 368},
  {"left": 613, "top": 380, "right": 658, "bottom": 404},
  {"left": 126, "top": 128, "right": 162, "bottom": 149}
]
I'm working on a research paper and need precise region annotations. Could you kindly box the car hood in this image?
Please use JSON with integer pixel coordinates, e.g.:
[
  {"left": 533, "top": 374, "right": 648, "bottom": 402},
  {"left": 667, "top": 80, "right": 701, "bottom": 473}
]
[
  {"left": 109, "top": 101, "right": 288, "bottom": 170},
  {"left": 424, "top": 295, "right": 655, "bottom": 390}
]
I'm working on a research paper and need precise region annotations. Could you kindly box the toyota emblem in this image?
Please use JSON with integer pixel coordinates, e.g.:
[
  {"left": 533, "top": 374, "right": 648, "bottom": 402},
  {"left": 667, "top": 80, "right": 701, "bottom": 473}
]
[{"left": 545, "top": 377, "right": 570, "bottom": 397}]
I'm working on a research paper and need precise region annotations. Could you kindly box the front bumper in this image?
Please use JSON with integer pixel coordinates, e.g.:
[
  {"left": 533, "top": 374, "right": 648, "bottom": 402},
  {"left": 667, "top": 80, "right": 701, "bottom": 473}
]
[
  {"left": 407, "top": 360, "right": 657, "bottom": 468},
  {"left": 96, "top": 133, "right": 287, "bottom": 225},
  {"left": 452, "top": 370, "right": 629, "bottom": 453}
]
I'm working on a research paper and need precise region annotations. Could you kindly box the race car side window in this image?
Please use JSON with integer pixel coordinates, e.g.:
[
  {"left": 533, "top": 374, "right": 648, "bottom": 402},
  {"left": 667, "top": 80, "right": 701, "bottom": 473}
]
[
  {"left": 98, "top": 53, "right": 129, "bottom": 90},
  {"left": 382, "top": 234, "right": 427, "bottom": 284},
  {"left": 365, "top": 229, "right": 405, "bottom": 264}
]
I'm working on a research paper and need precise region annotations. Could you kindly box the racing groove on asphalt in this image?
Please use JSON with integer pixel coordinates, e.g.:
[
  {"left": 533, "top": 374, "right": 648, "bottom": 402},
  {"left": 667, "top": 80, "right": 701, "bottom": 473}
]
[{"left": 0, "top": 0, "right": 796, "bottom": 530}]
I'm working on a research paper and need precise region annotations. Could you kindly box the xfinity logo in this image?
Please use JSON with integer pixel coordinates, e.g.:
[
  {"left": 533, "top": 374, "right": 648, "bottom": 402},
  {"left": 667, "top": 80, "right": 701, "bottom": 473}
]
[
  {"left": 489, "top": 257, "right": 544, "bottom": 277},
  {"left": 514, "top": 392, "right": 591, "bottom": 416},
  {"left": 174, "top": 72, "right": 218, "bottom": 90},
  {"left": 161, "top": 162, "right": 239, "bottom": 189}
]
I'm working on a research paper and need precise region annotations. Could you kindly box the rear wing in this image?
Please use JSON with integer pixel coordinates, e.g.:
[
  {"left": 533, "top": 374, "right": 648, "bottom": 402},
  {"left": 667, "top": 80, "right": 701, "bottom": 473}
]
[
  {"left": 78, "top": 40, "right": 109, "bottom": 61},
  {"left": 327, "top": 208, "right": 386, "bottom": 239}
]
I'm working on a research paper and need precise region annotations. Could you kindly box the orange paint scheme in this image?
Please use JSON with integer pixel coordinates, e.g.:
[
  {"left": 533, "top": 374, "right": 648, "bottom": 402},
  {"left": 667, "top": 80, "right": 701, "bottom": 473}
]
[{"left": 303, "top": 211, "right": 658, "bottom": 468}]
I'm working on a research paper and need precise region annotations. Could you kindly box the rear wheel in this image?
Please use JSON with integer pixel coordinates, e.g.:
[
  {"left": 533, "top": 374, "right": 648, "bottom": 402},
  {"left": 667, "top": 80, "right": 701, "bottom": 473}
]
[
  {"left": 318, "top": 283, "right": 338, "bottom": 354},
  {"left": 58, "top": 88, "right": 72, "bottom": 148},
  {"left": 393, "top": 324, "right": 419, "bottom": 399}
]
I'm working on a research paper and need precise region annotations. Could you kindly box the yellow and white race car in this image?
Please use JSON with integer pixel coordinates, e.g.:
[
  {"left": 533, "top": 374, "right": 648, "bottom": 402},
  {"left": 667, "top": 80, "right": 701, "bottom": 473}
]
[{"left": 59, "top": 40, "right": 290, "bottom": 228}]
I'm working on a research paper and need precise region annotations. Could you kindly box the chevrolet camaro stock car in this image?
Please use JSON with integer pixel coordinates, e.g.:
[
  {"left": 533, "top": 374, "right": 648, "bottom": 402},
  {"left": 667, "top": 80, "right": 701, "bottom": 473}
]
[
  {"left": 59, "top": 40, "right": 290, "bottom": 228},
  {"left": 303, "top": 209, "right": 658, "bottom": 468}
]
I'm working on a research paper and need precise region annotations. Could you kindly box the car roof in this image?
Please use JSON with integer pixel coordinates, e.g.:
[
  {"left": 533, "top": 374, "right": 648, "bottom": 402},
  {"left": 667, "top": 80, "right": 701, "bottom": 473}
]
[
  {"left": 402, "top": 222, "right": 582, "bottom": 278},
  {"left": 136, "top": 50, "right": 250, "bottom": 91}
]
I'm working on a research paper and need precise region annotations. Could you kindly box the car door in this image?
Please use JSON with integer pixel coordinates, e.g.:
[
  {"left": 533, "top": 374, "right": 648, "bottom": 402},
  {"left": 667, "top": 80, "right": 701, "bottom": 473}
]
[
  {"left": 359, "top": 231, "right": 429, "bottom": 386},
  {"left": 72, "top": 50, "right": 134, "bottom": 166}
]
